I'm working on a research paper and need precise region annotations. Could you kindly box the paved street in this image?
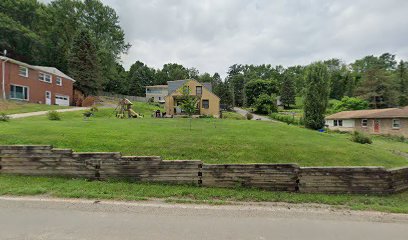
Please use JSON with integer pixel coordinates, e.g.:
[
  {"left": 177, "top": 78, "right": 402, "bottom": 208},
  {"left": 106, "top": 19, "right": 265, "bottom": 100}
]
[
  {"left": 233, "top": 107, "right": 276, "bottom": 121},
  {"left": 1, "top": 196, "right": 408, "bottom": 240},
  {"left": 7, "top": 107, "right": 90, "bottom": 119}
]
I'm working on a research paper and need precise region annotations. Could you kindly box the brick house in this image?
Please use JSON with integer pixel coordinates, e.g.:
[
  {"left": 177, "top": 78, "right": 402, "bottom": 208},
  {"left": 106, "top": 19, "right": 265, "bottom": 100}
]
[
  {"left": 0, "top": 56, "right": 75, "bottom": 106},
  {"left": 325, "top": 107, "right": 408, "bottom": 137}
]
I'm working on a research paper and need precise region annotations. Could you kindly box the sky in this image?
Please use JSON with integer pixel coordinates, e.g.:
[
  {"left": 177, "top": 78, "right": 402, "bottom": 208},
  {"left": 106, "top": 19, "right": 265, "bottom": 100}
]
[{"left": 42, "top": 0, "right": 408, "bottom": 76}]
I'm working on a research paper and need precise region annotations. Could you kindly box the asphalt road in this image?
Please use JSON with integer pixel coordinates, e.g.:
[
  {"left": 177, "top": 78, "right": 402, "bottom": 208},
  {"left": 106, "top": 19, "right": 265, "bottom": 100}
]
[
  {"left": 1, "top": 197, "right": 408, "bottom": 240},
  {"left": 233, "top": 107, "right": 275, "bottom": 121}
]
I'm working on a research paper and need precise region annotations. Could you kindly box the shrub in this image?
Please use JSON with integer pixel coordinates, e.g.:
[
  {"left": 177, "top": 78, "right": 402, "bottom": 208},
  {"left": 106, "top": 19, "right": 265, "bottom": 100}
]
[
  {"left": 253, "top": 94, "right": 278, "bottom": 114},
  {"left": 0, "top": 112, "right": 10, "bottom": 122},
  {"left": 199, "top": 114, "right": 214, "bottom": 119},
  {"left": 351, "top": 131, "right": 372, "bottom": 144},
  {"left": 90, "top": 106, "right": 99, "bottom": 112},
  {"left": 270, "top": 113, "right": 303, "bottom": 125},
  {"left": 221, "top": 112, "right": 245, "bottom": 120},
  {"left": 246, "top": 112, "right": 253, "bottom": 120},
  {"left": 47, "top": 111, "right": 61, "bottom": 121}
]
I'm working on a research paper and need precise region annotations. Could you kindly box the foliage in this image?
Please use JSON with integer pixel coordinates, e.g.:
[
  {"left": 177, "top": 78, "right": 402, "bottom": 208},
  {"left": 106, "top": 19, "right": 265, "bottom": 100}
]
[
  {"left": 68, "top": 29, "right": 102, "bottom": 96},
  {"left": 0, "top": 112, "right": 10, "bottom": 122},
  {"left": 246, "top": 112, "right": 253, "bottom": 120},
  {"left": 270, "top": 113, "right": 303, "bottom": 125},
  {"left": 245, "top": 79, "right": 278, "bottom": 106},
  {"left": 303, "top": 62, "right": 330, "bottom": 130},
  {"left": 47, "top": 110, "right": 61, "bottom": 121},
  {"left": 351, "top": 131, "right": 372, "bottom": 144},
  {"left": 180, "top": 85, "right": 199, "bottom": 130},
  {"left": 328, "top": 96, "right": 369, "bottom": 113},
  {"left": 280, "top": 76, "right": 296, "bottom": 108},
  {"left": 253, "top": 94, "right": 278, "bottom": 114}
]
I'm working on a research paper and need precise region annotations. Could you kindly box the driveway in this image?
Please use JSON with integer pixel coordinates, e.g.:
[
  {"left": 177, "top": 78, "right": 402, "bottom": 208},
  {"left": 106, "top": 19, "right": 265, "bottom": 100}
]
[
  {"left": 1, "top": 196, "right": 408, "bottom": 240},
  {"left": 233, "top": 107, "right": 276, "bottom": 121},
  {"left": 7, "top": 107, "right": 89, "bottom": 119}
]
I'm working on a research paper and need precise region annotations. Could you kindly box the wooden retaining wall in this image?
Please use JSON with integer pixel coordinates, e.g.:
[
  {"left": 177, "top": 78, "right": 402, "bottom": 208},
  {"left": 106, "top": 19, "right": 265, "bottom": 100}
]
[{"left": 1, "top": 145, "right": 408, "bottom": 195}]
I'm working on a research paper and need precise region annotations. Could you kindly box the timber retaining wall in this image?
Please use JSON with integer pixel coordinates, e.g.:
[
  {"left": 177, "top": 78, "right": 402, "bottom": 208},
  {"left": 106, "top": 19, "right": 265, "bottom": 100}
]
[{"left": 1, "top": 145, "right": 408, "bottom": 194}]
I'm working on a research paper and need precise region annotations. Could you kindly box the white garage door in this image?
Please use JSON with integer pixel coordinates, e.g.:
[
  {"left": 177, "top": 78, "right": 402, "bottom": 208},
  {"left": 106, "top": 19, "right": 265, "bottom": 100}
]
[{"left": 55, "top": 95, "right": 70, "bottom": 106}]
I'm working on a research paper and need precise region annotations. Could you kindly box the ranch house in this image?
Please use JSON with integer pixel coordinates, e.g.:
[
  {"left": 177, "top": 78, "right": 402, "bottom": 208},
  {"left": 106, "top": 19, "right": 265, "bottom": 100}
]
[{"left": 325, "top": 107, "right": 408, "bottom": 137}]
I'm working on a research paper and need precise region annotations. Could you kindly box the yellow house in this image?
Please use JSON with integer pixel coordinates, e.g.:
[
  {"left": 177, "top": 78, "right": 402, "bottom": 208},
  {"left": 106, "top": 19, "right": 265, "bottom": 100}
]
[{"left": 164, "top": 79, "right": 220, "bottom": 118}]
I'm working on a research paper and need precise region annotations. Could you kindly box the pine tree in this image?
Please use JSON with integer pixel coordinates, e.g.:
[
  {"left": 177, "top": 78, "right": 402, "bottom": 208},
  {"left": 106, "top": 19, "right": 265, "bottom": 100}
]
[
  {"left": 68, "top": 30, "right": 102, "bottom": 96},
  {"left": 280, "top": 76, "right": 296, "bottom": 108},
  {"left": 397, "top": 60, "right": 408, "bottom": 106},
  {"left": 303, "top": 62, "right": 330, "bottom": 130}
]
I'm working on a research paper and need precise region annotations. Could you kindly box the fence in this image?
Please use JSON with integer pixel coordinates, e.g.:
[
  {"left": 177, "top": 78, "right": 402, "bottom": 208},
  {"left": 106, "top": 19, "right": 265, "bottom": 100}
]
[
  {"left": 1, "top": 145, "right": 408, "bottom": 194},
  {"left": 99, "top": 92, "right": 147, "bottom": 102}
]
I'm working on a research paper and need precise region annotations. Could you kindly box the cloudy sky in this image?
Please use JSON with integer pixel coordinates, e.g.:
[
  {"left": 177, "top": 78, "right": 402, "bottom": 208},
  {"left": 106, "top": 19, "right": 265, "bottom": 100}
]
[{"left": 43, "top": 0, "right": 408, "bottom": 76}]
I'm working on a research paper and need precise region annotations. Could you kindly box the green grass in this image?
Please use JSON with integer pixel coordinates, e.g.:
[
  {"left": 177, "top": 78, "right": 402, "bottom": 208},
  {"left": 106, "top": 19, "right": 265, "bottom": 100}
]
[
  {"left": 0, "top": 100, "right": 70, "bottom": 114},
  {"left": 0, "top": 107, "right": 408, "bottom": 167},
  {"left": 1, "top": 175, "right": 408, "bottom": 213}
]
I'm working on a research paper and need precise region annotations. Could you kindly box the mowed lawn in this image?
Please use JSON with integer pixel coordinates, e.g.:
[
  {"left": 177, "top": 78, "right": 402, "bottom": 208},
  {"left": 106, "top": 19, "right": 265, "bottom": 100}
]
[
  {"left": 1, "top": 108, "right": 408, "bottom": 167},
  {"left": 0, "top": 100, "right": 70, "bottom": 114}
]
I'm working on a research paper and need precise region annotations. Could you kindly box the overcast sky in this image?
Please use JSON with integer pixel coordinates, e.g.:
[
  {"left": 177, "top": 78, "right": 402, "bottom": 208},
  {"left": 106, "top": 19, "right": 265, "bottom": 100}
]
[{"left": 42, "top": 0, "right": 408, "bottom": 76}]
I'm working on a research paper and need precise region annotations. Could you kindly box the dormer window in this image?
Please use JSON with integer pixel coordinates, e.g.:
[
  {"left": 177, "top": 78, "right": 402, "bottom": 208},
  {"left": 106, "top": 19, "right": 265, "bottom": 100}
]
[
  {"left": 196, "top": 86, "right": 202, "bottom": 95},
  {"left": 19, "top": 66, "right": 28, "bottom": 77}
]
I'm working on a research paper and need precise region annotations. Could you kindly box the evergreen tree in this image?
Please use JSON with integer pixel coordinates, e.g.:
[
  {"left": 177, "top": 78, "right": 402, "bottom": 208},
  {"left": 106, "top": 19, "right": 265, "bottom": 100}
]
[
  {"left": 280, "top": 76, "right": 296, "bottom": 108},
  {"left": 397, "top": 60, "right": 408, "bottom": 106},
  {"left": 303, "top": 62, "right": 330, "bottom": 130},
  {"left": 68, "top": 30, "right": 102, "bottom": 96}
]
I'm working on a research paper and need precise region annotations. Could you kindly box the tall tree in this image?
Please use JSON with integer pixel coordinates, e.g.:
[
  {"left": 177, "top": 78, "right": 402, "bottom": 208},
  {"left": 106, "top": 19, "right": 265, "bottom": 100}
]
[
  {"left": 127, "top": 61, "right": 156, "bottom": 96},
  {"left": 397, "top": 60, "right": 408, "bottom": 106},
  {"left": 280, "top": 76, "right": 296, "bottom": 108},
  {"left": 245, "top": 79, "right": 278, "bottom": 106},
  {"left": 68, "top": 29, "right": 102, "bottom": 96},
  {"left": 303, "top": 62, "right": 330, "bottom": 130}
]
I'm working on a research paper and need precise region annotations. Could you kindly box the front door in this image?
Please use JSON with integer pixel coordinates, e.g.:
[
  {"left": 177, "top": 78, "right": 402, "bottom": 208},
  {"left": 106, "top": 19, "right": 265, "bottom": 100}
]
[
  {"left": 45, "top": 91, "right": 51, "bottom": 105},
  {"left": 373, "top": 119, "right": 380, "bottom": 133}
]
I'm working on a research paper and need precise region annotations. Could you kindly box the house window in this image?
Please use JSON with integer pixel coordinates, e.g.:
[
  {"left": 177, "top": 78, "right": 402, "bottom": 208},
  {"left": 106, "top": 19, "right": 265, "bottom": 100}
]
[
  {"left": 19, "top": 66, "right": 28, "bottom": 77},
  {"left": 39, "top": 72, "right": 52, "bottom": 83},
  {"left": 196, "top": 86, "right": 202, "bottom": 95},
  {"left": 333, "top": 120, "right": 343, "bottom": 127},
  {"left": 334, "top": 120, "right": 338, "bottom": 126},
  {"left": 338, "top": 120, "right": 343, "bottom": 126},
  {"left": 10, "top": 85, "right": 29, "bottom": 100},
  {"left": 56, "top": 77, "right": 62, "bottom": 86},
  {"left": 202, "top": 99, "right": 209, "bottom": 109},
  {"left": 392, "top": 119, "right": 400, "bottom": 129},
  {"left": 361, "top": 119, "right": 368, "bottom": 127}
]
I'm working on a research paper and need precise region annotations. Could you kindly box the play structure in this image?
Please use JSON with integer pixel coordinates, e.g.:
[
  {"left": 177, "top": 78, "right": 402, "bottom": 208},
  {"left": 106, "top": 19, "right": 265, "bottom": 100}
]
[{"left": 114, "top": 98, "right": 142, "bottom": 119}]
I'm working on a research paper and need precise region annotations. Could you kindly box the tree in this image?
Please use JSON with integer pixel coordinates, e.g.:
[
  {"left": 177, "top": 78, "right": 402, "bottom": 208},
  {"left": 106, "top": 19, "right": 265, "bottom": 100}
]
[
  {"left": 127, "top": 61, "right": 156, "bottom": 96},
  {"left": 329, "top": 97, "right": 369, "bottom": 113},
  {"left": 280, "top": 76, "right": 296, "bottom": 108},
  {"left": 244, "top": 79, "right": 278, "bottom": 106},
  {"left": 397, "top": 60, "right": 408, "bottom": 106},
  {"left": 180, "top": 84, "right": 199, "bottom": 130},
  {"left": 68, "top": 29, "right": 102, "bottom": 96},
  {"left": 156, "top": 63, "right": 190, "bottom": 84},
  {"left": 253, "top": 94, "right": 277, "bottom": 114},
  {"left": 303, "top": 62, "right": 330, "bottom": 130}
]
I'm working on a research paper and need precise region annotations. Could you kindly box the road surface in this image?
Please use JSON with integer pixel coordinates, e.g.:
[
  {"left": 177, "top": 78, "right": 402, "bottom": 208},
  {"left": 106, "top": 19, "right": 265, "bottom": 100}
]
[
  {"left": 233, "top": 107, "right": 276, "bottom": 121},
  {"left": 8, "top": 107, "right": 90, "bottom": 119},
  {"left": 1, "top": 196, "right": 408, "bottom": 240}
]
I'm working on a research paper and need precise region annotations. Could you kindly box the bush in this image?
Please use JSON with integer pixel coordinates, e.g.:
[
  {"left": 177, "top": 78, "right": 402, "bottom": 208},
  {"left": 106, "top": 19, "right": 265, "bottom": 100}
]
[
  {"left": 253, "top": 94, "right": 277, "bottom": 114},
  {"left": 0, "top": 112, "right": 10, "bottom": 122},
  {"left": 270, "top": 113, "right": 303, "bottom": 125},
  {"left": 199, "top": 114, "right": 214, "bottom": 119},
  {"left": 246, "top": 113, "right": 253, "bottom": 120},
  {"left": 351, "top": 131, "right": 372, "bottom": 144},
  {"left": 90, "top": 106, "right": 99, "bottom": 112},
  {"left": 221, "top": 111, "right": 245, "bottom": 120},
  {"left": 47, "top": 111, "right": 61, "bottom": 120}
]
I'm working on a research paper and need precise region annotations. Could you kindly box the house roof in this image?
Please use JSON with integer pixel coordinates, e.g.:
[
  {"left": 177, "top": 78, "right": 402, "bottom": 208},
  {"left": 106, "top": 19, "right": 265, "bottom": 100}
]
[
  {"left": 167, "top": 79, "right": 212, "bottom": 95},
  {"left": 0, "top": 56, "right": 75, "bottom": 82},
  {"left": 325, "top": 107, "right": 408, "bottom": 120}
]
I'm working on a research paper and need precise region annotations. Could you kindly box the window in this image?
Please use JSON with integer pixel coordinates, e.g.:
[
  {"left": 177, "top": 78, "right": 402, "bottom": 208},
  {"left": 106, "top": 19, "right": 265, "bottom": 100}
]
[
  {"left": 39, "top": 72, "right": 52, "bottom": 83},
  {"left": 334, "top": 120, "right": 338, "bottom": 126},
  {"left": 19, "top": 66, "right": 28, "bottom": 77},
  {"left": 361, "top": 119, "right": 368, "bottom": 127},
  {"left": 202, "top": 99, "right": 209, "bottom": 109},
  {"left": 10, "top": 85, "right": 28, "bottom": 100},
  {"left": 338, "top": 120, "right": 343, "bottom": 127},
  {"left": 196, "top": 86, "right": 203, "bottom": 95},
  {"left": 56, "top": 77, "right": 62, "bottom": 86},
  {"left": 392, "top": 119, "right": 400, "bottom": 129}
]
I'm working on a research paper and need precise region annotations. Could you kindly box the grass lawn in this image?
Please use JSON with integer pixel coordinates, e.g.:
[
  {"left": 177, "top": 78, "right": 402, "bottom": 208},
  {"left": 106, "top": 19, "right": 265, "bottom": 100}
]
[
  {"left": 1, "top": 107, "right": 408, "bottom": 167},
  {"left": 0, "top": 100, "right": 70, "bottom": 115},
  {"left": 1, "top": 175, "right": 408, "bottom": 213}
]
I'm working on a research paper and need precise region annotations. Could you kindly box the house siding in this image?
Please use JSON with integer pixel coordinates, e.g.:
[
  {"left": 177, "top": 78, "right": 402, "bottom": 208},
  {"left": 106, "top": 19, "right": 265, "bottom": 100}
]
[
  {"left": 354, "top": 118, "right": 408, "bottom": 137},
  {"left": 164, "top": 80, "right": 220, "bottom": 117},
  {"left": 0, "top": 59, "right": 73, "bottom": 105}
]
